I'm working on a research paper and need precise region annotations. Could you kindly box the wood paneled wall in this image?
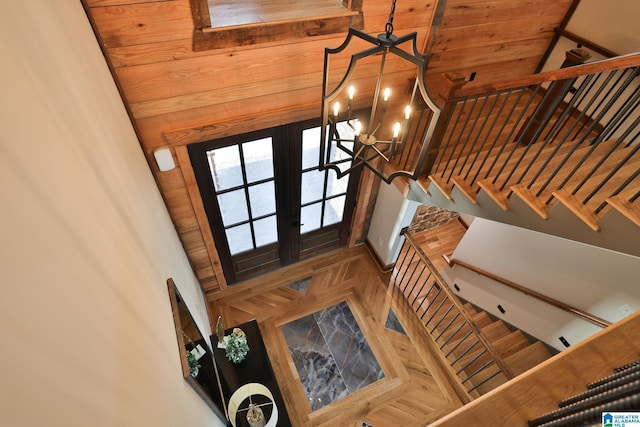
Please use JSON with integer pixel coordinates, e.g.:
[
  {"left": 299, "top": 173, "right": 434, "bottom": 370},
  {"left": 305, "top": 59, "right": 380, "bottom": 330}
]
[
  {"left": 425, "top": 0, "right": 574, "bottom": 95},
  {"left": 83, "top": 0, "right": 573, "bottom": 294}
]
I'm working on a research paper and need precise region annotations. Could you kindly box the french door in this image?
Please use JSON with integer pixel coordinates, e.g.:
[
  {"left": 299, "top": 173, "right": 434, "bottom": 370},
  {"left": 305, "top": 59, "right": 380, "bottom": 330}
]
[{"left": 188, "top": 118, "right": 361, "bottom": 284}]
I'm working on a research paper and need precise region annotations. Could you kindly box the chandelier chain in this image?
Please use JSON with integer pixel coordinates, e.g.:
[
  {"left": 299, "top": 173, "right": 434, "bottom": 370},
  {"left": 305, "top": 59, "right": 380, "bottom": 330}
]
[{"left": 385, "top": 0, "right": 396, "bottom": 38}]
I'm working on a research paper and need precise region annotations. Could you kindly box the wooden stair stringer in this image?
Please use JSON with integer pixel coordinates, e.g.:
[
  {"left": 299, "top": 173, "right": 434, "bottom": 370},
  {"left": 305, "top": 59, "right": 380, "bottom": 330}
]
[
  {"left": 434, "top": 137, "right": 638, "bottom": 233},
  {"left": 412, "top": 169, "right": 640, "bottom": 258}
]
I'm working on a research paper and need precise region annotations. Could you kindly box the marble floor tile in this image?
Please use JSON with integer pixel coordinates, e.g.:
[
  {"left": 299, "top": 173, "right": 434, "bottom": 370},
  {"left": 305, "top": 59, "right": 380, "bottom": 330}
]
[
  {"left": 281, "top": 301, "right": 384, "bottom": 411},
  {"left": 286, "top": 276, "right": 312, "bottom": 294},
  {"left": 384, "top": 307, "right": 406, "bottom": 335}
]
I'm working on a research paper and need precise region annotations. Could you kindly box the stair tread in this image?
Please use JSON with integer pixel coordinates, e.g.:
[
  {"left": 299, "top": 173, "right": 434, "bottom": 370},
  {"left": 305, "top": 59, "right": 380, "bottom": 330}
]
[
  {"left": 505, "top": 341, "right": 552, "bottom": 376},
  {"left": 493, "top": 330, "right": 532, "bottom": 358},
  {"left": 521, "top": 139, "right": 634, "bottom": 200},
  {"left": 553, "top": 188, "right": 601, "bottom": 231},
  {"left": 510, "top": 141, "right": 639, "bottom": 227},
  {"left": 571, "top": 152, "right": 640, "bottom": 211},
  {"left": 478, "top": 139, "right": 578, "bottom": 190},
  {"left": 463, "top": 303, "right": 477, "bottom": 315},
  {"left": 479, "top": 320, "right": 511, "bottom": 341},
  {"left": 471, "top": 311, "right": 493, "bottom": 329},
  {"left": 475, "top": 140, "right": 590, "bottom": 209},
  {"left": 607, "top": 195, "right": 640, "bottom": 227}
]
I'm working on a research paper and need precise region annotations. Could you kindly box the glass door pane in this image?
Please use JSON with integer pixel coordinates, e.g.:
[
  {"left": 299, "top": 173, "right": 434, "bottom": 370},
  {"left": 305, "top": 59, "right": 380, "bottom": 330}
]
[
  {"left": 300, "top": 126, "right": 351, "bottom": 234},
  {"left": 206, "top": 137, "right": 278, "bottom": 255}
]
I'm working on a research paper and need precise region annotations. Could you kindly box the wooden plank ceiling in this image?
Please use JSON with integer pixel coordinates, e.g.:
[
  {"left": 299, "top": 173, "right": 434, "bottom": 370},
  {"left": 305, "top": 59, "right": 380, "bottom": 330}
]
[{"left": 83, "top": 0, "right": 574, "bottom": 294}]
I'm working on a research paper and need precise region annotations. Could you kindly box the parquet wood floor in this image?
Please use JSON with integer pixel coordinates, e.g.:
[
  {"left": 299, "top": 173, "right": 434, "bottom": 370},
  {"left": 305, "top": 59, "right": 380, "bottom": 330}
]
[{"left": 207, "top": 230, "right": 467, "bottom": 427}]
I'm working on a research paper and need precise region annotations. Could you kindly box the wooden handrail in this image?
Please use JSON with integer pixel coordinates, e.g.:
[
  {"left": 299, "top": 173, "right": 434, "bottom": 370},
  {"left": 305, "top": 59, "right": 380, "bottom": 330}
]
[
  {"left": 557, "top": 28, "right": 620, "bottom": 58},
  {"left": 402, "top": 231, "right": 515, "bottom": 380},
  {"left": 442, "top": 255, "right": 612, "bottom": 329},
  {"left": 455, "top": 52, "right": 640, "bottom": 98}
]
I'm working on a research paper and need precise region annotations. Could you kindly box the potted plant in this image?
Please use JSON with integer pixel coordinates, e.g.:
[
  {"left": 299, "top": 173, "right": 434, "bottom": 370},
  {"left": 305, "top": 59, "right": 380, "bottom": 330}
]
[
  {"left": 186, "top": 350, "right": 200, "bottom": 377},
  {"left": 225, "top": 328, "right": 249, "bottom": 364}
]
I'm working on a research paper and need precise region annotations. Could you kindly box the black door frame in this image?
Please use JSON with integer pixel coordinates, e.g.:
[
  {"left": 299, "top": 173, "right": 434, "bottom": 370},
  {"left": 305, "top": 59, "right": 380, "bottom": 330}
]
[{"left": 188, "top": 119, "right": 361, "bottom": 284}]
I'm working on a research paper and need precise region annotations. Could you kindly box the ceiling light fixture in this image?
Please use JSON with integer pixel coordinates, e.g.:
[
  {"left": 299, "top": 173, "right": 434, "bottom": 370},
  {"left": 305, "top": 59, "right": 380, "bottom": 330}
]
[{"left": 319, "top": 0, "right": 441, "bottom": 184}]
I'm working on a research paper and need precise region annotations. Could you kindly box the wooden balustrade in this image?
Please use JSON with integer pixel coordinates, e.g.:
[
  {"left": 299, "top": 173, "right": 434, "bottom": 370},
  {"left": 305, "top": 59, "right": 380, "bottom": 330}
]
[
  {"left": 424, "top": 51, "right": 640, "bottom": 232},
  {"left": 392, "top": 230, "right": 514, "bottom": 396}
]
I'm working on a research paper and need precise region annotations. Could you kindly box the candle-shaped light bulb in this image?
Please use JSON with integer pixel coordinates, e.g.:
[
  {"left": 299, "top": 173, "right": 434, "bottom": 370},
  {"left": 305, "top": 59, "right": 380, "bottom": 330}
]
[
  {"left": 404, "top": 105, "right": 411, "bottom": 120},
  {"left": 354, "top": 120, "right": 362, "bottom": 136},
  {"left": 333, "top": 102, "right": 340, "bottom": 117},
  {"left": 393, "top": 122, "right": 401, "bottom": 138},
  {"left": 347, "top": 86, "right": 355, "bottom": 112},
  {"left": 383, "top": 87, "right": 391, "bottom": 102}
]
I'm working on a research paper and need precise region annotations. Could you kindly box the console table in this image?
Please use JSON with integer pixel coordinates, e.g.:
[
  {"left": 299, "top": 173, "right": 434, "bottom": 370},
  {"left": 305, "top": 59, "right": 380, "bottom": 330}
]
[{"left": 212, "top": 319, "right": 291, "bottom": 427}]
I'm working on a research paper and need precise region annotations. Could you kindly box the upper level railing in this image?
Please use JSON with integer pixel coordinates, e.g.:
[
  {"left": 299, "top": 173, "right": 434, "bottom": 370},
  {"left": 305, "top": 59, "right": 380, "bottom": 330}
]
[
  {"left": 527, "top": 359, "right": 640, "bottom": 426},
  {"left": 429, "top": 312, "right": 640, "bottom": 427},
  {"left": 442, "top": 255, "right": 612, "bottom": 329},
  {"left": 421, "top": 52, "right": 640, "bottom": 231},
  {"left": 392, "top": 230, "right": 513, "bottom": 396}
]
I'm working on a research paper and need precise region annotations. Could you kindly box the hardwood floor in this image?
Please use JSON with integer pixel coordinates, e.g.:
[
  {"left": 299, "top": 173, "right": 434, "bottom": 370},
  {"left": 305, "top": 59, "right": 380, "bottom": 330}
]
[{"left": 207, "top": 222, "right": 468, "bottom": 426}]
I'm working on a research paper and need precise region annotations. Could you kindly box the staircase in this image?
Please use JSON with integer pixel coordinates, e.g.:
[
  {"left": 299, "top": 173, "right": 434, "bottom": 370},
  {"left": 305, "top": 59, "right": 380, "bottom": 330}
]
[
  {"left": 402, "top": 52, "right": 640, "bottom": 257},
  {"left": 458, "top": 302, "right": 552, "bottom": 395},
  {"left": 392, "top": 231, "right": 552, "bottom": 398}
]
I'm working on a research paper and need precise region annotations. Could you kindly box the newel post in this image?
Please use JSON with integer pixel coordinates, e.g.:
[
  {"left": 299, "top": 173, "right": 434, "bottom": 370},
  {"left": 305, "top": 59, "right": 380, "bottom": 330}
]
[
  {"left": 420, "top": 72, "right": 467, "bottom": 177},
  {"left": 517, "top": 48, "right": 591, "bottom": 146}
]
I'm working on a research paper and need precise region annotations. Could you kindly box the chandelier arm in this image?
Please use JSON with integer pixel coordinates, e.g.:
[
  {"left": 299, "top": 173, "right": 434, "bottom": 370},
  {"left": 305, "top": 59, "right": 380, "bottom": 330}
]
[
  {"left": 353, "top": 144, "right": 366, "bottom": 159},
  {"left": 370, "top": 122, "right": 382, "bottom": 136},
  {"left": 371, "top": 145, "right": 390, "bottom": 162}
]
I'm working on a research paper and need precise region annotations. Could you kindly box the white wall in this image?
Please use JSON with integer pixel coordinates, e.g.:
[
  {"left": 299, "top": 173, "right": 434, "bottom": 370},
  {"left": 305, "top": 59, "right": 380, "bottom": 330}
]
[
  {"left": 367, "top": 182, "right": 421, "bottom": 266},
  {"left": 541, "top": 0, "right": 639, "bottom": 73},
  {"left": 0, "top": 2, "right": 225, "bottom": 426},
  {"left": 567, "top": 0, "right": 638, "bottom": 54},
  {"left": 447, "top": 219, "right": 640, "bottom": 351}
]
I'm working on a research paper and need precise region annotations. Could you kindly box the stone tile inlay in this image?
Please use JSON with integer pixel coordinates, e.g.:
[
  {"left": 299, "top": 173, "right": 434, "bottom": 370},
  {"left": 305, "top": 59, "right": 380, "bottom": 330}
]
[
  {"left": 286, "top": 276, "right": 312, "bottom": 294},
  {"left": 281, "top": 301, "right": 385, "bottom": 411},
  {"left": 384, "top": 307, "right": 406, "bottom": 335}
]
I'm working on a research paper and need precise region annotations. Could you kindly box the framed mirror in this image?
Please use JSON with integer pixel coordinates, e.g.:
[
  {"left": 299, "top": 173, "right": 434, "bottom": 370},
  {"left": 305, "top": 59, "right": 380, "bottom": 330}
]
[{"left": 167, "top": 278, "right": 228, "bottom": 421}]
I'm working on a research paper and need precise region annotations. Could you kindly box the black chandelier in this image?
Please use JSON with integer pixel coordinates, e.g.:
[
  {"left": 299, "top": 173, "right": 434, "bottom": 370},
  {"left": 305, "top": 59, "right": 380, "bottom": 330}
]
[{"left": 319, "top": 0, "right": 441, "bottom": 184}]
